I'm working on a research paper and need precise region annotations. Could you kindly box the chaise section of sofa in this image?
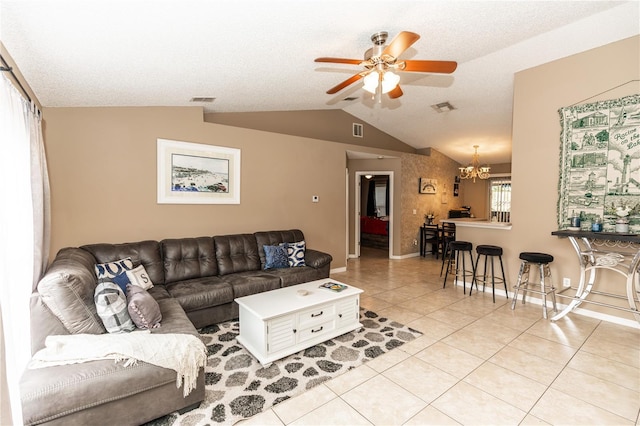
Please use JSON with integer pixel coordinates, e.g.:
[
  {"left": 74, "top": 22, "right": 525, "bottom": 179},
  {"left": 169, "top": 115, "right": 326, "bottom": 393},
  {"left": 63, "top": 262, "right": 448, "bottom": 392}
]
[{"left": 21, "top": 248, "right": 205, "bottom": 426}]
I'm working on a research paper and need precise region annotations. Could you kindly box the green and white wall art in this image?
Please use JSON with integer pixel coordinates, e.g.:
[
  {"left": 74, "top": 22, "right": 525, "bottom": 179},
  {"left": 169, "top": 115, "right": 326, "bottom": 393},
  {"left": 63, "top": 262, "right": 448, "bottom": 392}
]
[{"left": 558, "top": 94, "right": 640, "bottom": 233}]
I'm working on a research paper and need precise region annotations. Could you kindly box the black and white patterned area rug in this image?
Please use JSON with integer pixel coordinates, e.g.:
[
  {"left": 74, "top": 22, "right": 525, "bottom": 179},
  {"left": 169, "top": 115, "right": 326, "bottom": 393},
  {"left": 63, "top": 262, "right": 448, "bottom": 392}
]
[{"left": 148, "top": 309, "right": 422, "bottom": 426}]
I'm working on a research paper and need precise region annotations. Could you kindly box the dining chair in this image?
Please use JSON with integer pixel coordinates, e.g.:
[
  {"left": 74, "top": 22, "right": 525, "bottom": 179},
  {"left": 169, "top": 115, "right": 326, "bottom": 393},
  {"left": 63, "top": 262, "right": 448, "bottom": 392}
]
[
  {"left": 421, "top": 224, "right": 440, "bottom": 258},
  {"left": 439, "top": 222, "right": 456, "bottom": 275}
]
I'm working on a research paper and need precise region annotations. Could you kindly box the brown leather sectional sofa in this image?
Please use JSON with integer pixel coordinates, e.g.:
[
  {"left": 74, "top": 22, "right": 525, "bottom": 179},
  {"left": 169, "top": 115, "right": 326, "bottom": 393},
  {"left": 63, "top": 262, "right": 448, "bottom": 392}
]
[{"left": 20, "top": 229, "right": 332, "bottom": 425}]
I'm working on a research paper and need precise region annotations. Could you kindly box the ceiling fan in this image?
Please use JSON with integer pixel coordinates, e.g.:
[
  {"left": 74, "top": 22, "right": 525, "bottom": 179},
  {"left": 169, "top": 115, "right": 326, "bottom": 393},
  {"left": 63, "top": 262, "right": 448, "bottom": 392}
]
[{"left": 315, "top": 31, "right": 457, "bottom": 99}]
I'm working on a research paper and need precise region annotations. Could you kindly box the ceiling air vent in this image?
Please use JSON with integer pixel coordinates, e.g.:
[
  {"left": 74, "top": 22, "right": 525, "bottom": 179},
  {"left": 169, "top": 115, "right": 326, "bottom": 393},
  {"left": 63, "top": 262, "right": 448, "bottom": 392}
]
[
  {"left": 431, "top": 101, "right": 455, "bottom": 113},
  {"left": 190, "top": 97, "right": 216, "bottom": 103},
  {"left": 353, "top": 123, "right": 363, "bottom": 138}
]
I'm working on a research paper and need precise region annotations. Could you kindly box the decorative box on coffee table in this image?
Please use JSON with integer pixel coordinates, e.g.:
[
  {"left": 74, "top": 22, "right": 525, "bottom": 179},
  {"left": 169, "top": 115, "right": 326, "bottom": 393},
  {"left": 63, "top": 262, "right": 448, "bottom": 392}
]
[{"left": 235, "top": 279, "right": 363, "bottom": 366}]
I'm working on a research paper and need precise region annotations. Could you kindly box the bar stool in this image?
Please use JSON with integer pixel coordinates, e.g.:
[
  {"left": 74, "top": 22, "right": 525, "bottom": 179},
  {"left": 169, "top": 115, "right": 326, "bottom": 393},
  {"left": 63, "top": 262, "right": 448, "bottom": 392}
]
[
  {"left": 471, "top": 245, "right": 508, "bottom": 303},
  {"left": 511, "top": 252, "right": 557, "bottom": 319},
  {"left": 443, "top": 241, "right": 476, "bottom": 294}
]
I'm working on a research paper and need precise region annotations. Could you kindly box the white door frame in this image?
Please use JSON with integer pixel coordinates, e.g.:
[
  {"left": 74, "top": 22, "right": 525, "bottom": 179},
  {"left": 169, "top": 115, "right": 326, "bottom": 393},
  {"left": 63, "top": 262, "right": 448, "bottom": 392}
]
[{"left": 355, "top": 171, "right": 393, "bottom": 258}]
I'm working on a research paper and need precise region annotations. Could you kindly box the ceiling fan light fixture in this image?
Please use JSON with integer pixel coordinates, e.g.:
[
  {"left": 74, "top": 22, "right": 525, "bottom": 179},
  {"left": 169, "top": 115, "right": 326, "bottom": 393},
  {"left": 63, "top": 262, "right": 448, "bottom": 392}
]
[
  {"left": 381, "top": 71, "right": 400, "bottom": 94},
  {"left": 362, "top": 72, "right": 379, "bottom": 93},
  {"left": 362, "top": 70, "right": 400, "bottom": 94}
]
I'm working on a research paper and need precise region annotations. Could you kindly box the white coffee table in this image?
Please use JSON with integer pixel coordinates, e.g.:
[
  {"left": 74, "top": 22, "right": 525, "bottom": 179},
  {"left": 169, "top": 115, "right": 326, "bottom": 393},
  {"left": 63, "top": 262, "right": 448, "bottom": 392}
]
[{"left": 235, "top": 278, "right": 363, "bottom": 366}]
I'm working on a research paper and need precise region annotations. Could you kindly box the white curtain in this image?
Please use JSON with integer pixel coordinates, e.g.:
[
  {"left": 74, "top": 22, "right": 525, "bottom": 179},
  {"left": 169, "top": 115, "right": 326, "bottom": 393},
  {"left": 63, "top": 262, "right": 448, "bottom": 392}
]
[{"left": 0, "top": 73, "right": 50, "bottom": 425}]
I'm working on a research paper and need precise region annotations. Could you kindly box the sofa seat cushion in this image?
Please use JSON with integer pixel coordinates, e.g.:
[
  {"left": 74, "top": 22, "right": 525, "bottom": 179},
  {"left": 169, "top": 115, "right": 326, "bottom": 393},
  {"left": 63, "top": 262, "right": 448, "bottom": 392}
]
[
  {"left": 165, "top": 277, "right": 233, "bottom": 312},
  {"left": 152, "top": 297, "right": 200, "bottom": 337},
  {"left": 147, "top": 284, "right": 172, "bottom": 301},
  {"left": 220, "top": 271, "right": 282, "bottom": 299},
  {"left": 20, "top": 358, "right": 182, "bottom": 425},
  {"left": 260, "top": 266, "right": 326, "bottom": 288}
]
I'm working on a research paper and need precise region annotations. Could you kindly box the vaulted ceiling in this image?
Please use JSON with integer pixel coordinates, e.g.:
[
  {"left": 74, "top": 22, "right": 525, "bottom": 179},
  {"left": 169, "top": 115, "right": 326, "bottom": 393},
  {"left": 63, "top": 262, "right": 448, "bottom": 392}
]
[{"left": 1, "top": 1, "right": 638, "bottom": 164}]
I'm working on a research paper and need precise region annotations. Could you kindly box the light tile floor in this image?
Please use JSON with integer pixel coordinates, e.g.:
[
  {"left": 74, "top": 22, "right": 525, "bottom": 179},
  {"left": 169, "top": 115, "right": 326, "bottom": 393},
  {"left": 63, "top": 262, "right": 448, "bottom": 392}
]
[{"left": 241, "top": 248, "right": 640, "bottom": 425}]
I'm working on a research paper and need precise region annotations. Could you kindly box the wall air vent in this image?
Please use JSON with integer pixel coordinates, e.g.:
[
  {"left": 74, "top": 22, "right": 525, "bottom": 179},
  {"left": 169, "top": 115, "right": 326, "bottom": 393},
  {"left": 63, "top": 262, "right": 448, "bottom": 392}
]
[
  {"left": 353, "top": 123, "right": 364, "bottom": 138},
  {"left": 190, "top": 97, "right": 216, "bottom": 103}
]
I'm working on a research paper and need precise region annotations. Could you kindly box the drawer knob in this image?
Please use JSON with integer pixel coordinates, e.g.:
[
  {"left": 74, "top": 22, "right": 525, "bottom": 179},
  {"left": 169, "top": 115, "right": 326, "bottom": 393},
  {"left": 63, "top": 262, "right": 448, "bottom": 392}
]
[
  {"left": 338, "top": 314, "right": 343, "bottom": 318},
  {"left": 311, "top": 311, "right": 323, "bottom": 318},
  {"left": 311, "top": 326, "right": 324, "bottom": 333}
]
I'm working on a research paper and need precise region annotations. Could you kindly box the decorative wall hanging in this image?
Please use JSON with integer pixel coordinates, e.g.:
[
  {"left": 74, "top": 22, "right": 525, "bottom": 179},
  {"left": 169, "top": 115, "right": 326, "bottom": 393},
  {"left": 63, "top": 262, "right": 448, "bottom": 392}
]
[
  {"left": 157, "top": 139, "right": 241, "bottom": 204},
  {"left": 558, "top": 94, "right": 640, "bottom": 232},
  {"left": 419, "top": 177, "right": 437, "bottom": 194}
]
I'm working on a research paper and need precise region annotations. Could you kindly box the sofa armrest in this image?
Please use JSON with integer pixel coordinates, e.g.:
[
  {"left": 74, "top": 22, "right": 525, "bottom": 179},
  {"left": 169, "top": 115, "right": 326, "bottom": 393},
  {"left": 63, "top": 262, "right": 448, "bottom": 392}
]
[{"left": 304, "top": 248, "right": 333, "bottom": 269}]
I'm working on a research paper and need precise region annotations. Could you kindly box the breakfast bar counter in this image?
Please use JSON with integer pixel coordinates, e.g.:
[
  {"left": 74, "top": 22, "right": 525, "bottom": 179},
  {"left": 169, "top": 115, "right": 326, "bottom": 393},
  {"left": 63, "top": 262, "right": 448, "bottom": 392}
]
[{"left": 551, "top": 230, "right": 640, "bottom": 324}]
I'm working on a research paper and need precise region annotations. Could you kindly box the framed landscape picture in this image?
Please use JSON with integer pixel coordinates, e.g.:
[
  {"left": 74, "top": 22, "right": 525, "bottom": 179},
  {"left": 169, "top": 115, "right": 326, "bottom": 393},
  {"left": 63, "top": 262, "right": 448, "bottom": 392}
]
[{"left": 157, "top": 138, "right": 241, "bottom": 204}]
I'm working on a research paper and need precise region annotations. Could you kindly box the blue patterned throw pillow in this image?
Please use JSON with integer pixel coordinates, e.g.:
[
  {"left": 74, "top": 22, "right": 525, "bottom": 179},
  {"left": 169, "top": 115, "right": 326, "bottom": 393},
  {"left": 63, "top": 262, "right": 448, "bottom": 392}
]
[
  {"left": 285, "top": 240, "right": 306, "bottom": 267},
  {"left": 95, "top": 257, "right": 134, "bottom": 279},
  {"left": 263, "top": 245, "right": 289, "bottom": 270}
]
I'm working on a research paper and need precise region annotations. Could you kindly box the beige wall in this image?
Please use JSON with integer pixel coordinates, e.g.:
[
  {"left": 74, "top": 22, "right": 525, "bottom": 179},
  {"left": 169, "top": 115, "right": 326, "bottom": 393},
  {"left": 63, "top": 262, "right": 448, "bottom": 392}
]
[
  {"left": 205, "top": 110, "right": 416, "bottom": 154},
  {"left": 456, "top": 35, "right": 640, "bottom": 323},
  {"left": 43, "top": 107, "right": 350, "bottom": 268}
]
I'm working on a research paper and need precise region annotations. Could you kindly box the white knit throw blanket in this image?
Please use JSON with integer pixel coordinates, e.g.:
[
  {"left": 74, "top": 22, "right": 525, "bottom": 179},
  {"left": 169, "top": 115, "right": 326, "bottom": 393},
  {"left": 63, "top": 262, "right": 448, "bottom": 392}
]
[{"left": 29, "top": 331, "right": 207, "bottom": 397}]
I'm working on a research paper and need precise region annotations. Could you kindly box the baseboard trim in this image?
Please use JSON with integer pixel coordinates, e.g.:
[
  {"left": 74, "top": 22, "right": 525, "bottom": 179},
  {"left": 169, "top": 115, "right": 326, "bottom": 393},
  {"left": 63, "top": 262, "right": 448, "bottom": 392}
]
[{"left": 453, "top": 279, "right": 640, "bottom": 330}]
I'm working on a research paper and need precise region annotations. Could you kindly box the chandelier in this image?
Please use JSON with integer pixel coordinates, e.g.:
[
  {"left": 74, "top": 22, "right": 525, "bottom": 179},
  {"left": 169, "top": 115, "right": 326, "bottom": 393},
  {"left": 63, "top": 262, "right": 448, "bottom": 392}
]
[{"left": 459, "top": 145, "right": 491, "bottom": 182}]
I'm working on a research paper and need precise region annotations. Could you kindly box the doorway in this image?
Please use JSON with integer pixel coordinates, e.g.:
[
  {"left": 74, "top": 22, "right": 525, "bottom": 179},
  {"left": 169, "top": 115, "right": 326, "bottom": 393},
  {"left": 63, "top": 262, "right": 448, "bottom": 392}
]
[{"left": 355, "top": 171, "right": 393, "bottom": 258}]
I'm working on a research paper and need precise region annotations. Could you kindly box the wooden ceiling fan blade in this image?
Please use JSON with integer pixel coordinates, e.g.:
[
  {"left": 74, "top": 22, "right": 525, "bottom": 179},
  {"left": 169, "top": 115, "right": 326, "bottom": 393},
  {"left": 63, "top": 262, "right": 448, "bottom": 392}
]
[
  {"left": 382, "top": 31, "right": 420, "bottom": 59},
  {"left": 388, "top": 85, "right": 403, "bottom": 99},
  {"left": 326, "top": 73, "right": 364, "bottom": 94},
  {"left": 315, "top": 57, "right": 362, "bottom": 65},
  {"left": 401, "top": 60, "right": 458, "bottom": 73}
]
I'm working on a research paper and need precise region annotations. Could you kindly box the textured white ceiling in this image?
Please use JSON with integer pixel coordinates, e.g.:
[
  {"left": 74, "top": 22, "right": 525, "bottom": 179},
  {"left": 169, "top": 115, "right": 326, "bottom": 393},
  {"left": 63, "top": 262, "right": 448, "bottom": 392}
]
[{"left": 1, "top": 1, "right": 638, "bottom": 163}]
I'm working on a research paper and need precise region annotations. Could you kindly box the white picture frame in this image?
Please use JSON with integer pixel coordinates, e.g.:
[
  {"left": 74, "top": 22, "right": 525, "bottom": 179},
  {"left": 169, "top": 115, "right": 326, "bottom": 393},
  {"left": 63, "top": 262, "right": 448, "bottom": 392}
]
[{"left": 157, "top": 138, "right": 240, "bottom": 204}]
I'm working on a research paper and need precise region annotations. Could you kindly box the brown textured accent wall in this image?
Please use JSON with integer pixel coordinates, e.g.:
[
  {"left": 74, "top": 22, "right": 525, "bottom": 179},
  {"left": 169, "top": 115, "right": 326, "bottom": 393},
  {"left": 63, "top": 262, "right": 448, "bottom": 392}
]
[{"left": 400, "top": 150, "right": 466, "bottom": 256}]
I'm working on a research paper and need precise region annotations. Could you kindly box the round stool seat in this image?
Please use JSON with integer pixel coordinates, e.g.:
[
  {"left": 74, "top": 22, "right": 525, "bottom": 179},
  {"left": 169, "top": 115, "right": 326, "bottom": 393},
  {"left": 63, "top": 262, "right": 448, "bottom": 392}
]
[
  {"left": 476, "top": 245, "right": 503, "bottom": 256},
  {"left": 519, "top": 252, "right": 554, "bottom": 264},
  {"left": 449, "top": 241, "right": 472, "bottom": 251}
]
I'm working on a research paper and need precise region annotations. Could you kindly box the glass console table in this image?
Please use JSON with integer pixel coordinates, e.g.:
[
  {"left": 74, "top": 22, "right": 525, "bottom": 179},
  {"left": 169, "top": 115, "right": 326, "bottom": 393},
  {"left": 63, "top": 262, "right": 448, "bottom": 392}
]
[{"left": 551, "top": 230, "right": 640, "bottom": 324}]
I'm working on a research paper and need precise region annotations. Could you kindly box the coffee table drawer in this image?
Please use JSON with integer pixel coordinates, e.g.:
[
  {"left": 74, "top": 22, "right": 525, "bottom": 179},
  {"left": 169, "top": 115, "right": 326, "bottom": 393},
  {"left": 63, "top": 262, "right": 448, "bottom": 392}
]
[
  {"left": 298, "top": 319, "right": 335, "bottom": 343},
  {"left": 298, "top": 303, "right": 335, "bottom": 329}
]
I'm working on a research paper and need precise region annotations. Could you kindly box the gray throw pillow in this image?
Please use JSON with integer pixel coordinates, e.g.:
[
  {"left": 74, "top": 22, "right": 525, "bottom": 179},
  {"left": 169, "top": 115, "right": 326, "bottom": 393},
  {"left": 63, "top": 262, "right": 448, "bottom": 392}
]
[
  {"left": 126, "top": 284, "right": 162, "bottom": 329},
  {"left": 94, "top": 281, "right": 135, "bottom": 333}
]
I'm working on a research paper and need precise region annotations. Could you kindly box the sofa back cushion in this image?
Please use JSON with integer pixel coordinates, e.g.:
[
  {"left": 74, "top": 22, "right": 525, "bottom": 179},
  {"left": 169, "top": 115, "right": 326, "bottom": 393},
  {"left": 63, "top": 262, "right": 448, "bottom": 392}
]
[
  {"left": 81, "top": 240, "right": 165, "bottom": 285},
  {"left": 254, "top": 229, "right": 305, "bottom": 270},
  {"left": 161, "top": 237, "right": 218, "bottom": 284},
  {"left": 214, "top": 234, "right": 260, "bottom": 276},
  {"left": 37, "top": 247, "right": 106, "bottom": 335}
]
